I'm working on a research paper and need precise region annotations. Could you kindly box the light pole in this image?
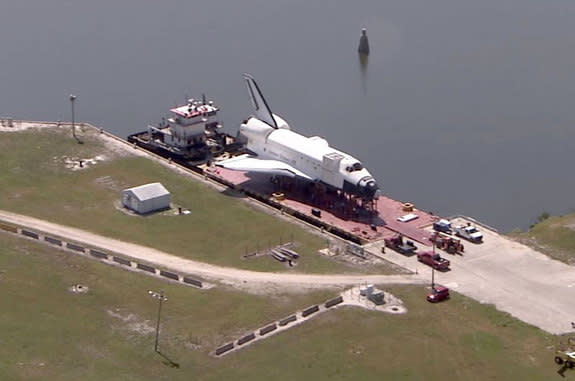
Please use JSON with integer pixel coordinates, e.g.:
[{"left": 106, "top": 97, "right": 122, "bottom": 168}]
[
  {"left": 69, "top": 94, "right": 77, "bottom": 141},
  {"left": 69, "top": 94, "right": 83, "bottom": 143},
  {"left": 148, "top": 290, "right": 167, "bottom": 352},
  {"left": 431, "top": 241, "right": 436, "bottom": 289}
]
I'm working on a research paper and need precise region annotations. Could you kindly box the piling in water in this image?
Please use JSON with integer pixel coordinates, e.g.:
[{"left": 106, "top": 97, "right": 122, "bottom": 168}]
[{"left": 358, "top": 28, "right": 370, "bottom": 55}]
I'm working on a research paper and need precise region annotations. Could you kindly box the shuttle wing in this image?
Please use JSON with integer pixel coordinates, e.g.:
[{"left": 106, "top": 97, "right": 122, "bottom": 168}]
[{"left": 216, "top": 154, "right": 313, "bottom": 180}]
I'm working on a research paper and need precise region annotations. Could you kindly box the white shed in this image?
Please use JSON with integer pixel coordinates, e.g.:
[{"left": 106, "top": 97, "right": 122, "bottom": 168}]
[{"left": 122, "top": 183, "right": 171, "bottom": 214}]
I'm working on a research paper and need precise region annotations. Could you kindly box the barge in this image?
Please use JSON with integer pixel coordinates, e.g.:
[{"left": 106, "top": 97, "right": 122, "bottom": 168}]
[{"left": 128, "top": 94, "right": 437, "bottom": 246}]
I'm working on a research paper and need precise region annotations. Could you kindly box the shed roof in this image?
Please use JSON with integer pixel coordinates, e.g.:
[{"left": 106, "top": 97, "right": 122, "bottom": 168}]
[{"left": 125, "top": 183, "right": 170, "bottom": 201}]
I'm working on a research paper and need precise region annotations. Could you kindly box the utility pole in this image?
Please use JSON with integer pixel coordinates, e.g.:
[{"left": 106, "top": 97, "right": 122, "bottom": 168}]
[
  {"left": 431, "top": 241, "right": 436, "bottom": 289},
  {"left": 148, "top": 290, "right": 167, "bottom": 352},
  {"left": 70, "top": 94, "right": 77, "bottom": 141}
]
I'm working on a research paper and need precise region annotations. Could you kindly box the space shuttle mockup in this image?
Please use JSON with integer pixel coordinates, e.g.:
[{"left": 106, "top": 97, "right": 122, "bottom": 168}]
[{"left": 216, "top": 74, "right": 380, "bottom": 201}]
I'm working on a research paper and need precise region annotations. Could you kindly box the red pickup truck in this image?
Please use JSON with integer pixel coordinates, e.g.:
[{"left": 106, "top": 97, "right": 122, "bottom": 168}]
[
  {"left": 427, "top": 285, "right": 450, "bottom": 303},
  {"left": 417, "top": 251, "right": 450, "bottom": 271}
]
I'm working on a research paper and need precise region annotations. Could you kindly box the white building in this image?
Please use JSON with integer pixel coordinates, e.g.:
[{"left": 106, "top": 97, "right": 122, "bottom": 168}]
[{"left": 122, "top": 183, "right": 171, "bottom": 214}]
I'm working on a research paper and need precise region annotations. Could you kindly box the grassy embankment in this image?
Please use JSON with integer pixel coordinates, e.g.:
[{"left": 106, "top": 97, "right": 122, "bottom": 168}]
[
  {"left": 0, "top": 233, "right": 557, "bottom": 381},
  {"left": 0, "top": 126, "right": 390, "bottom": 274},
  {"left": 511, "top": 214, "right": 575, "bottom": 264}
]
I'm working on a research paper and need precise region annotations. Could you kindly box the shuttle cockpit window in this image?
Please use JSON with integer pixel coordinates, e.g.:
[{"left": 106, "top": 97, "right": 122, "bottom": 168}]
[{"left": 346, "top": 162, "right": 364, "bottom": 172}]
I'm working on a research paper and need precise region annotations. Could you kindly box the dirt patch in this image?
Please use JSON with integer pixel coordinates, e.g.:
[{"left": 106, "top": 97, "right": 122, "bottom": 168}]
[
  {"left": 563, "top": 217, "right": 575, "bottom": 231},
  {"left": 319, "top": 246, "right": 410, "bottom": 275},
  {"left": 341, "top": 286, "right": 407, "bottom": 314},
  {"left": 512, "top": 235, "right": 575, "bottom": 265},
  {"left": 69, "top": 284, "right": 89, "bottom": 293},
  {"left": 94, "top": 176, "right": 128, "bottom": 192},
  {"left": 113, "top": 200, "right": 178, "bottom": 218},
  {"left": 216, "top": 277, "right": 345, "bottom": 296},
  {"left": 0, "top": 120, "right": 57, "bottom": 132},
  {"left": 55, "top": 155, "right": 107, "bottom": 171},
  {"left": 107, "top": 308, "right": 155, "bottom": 336}
]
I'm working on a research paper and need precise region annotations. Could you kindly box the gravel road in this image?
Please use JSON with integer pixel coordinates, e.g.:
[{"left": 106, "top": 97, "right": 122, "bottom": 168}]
[{"left": 0, "top": 210, "right": 424, "bottom": 293}]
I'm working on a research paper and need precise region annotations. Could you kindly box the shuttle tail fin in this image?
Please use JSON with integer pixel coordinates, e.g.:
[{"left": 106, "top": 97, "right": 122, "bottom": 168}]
[{"left": 243, "top": 73, "right": 278, "bottom": 128}]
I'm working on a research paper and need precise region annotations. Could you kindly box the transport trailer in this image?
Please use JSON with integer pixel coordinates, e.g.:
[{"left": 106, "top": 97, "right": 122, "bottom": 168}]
[{"left": 384, "top": 234, "right": 417, "bottom": 255}]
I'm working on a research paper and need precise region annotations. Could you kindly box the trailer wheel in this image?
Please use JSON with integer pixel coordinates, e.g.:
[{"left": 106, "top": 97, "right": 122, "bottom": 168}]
[
  {"left": 555, "top": 356, "right": 564, "bottom": 365},
  {"left": 568, "top": 361, "right": 575, "bottom": 369}
]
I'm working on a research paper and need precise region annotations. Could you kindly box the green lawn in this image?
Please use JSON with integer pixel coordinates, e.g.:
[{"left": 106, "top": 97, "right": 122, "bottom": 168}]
[
  {"left": 0, "top": 126, "right": 563, "bottom": 381},
  {"left": 0, "top": 127, "right": 391, "bottom": 274},
  {"left": 0, "top": 233, "right": 558, "bottom": 381},
  {"left": 511, "top": 214, "right": 575, "bottom": 264}
]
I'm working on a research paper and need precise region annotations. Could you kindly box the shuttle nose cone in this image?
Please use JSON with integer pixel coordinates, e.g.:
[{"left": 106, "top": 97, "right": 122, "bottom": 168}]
[{"left": 358, "top": 177, "right": 379, "bottom": 200}]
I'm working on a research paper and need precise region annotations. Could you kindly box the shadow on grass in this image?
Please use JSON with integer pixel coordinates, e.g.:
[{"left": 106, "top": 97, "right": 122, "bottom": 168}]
[
  {"left": 157, "top": 350, "right": 180, "bottom": 368},
  {"left": 220, "top": 188, "right": 247, "bottom": 198}
]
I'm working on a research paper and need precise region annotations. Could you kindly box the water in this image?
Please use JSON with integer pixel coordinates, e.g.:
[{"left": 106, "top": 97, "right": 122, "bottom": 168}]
[{"left": 1, "top": 0, "right": 574, "bottom": 232}]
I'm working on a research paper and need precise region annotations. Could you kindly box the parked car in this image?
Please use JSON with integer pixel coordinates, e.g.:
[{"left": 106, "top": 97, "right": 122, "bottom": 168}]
[
  {"left": 417, "top": 251, "right": 450, "bottom": 271},
  {"left": 454, "top": 224, "right": 483, "bottom": 243},
  {"left": 427, "top": 285, "right": 450, "bottom": 303},
  {"left": 433, "top": 219, "right": 452, "bottom": 234},
  {"left": 397, "top": 213, "right": 418, "bottom": 223}
]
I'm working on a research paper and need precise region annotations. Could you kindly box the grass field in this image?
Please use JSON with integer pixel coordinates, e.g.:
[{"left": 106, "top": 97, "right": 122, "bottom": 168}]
[
  {"left": 0, "top": 126, "right": 392, "bottom": 274},
  {"left": 0, "top": 125, "right": 565, "bottom": 381},
  {"left": 511, "top": 213, "right": 575, "bottom": 264},
  {"left": 0, "top": 233, "right": 559, "bottom": 381}
]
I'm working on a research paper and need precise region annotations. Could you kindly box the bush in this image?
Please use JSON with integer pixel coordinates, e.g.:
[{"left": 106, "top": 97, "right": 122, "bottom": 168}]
[{"left": 536, "top": 212, "right": 550, "bottom": 224}]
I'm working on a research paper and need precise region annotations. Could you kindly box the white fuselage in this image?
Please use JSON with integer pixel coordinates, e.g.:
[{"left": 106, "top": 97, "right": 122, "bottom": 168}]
[{"left": 239, "top": 116, "right": 379, "bottom": 199}]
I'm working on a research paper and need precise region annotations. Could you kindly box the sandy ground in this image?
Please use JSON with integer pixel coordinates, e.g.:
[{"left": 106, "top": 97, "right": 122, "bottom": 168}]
[{"left": 0, "top": 120, "right": 58, "bottom": 132}]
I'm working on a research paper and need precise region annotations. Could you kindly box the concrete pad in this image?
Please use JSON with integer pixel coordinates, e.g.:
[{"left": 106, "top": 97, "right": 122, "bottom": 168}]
[{"left": 367, "top": 217, "right": 575, "bottom": 334}]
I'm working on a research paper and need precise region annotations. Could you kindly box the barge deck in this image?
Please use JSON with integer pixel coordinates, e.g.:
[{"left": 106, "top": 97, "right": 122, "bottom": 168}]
[{"left": 129, "top": 131, "right": 437, "bottom": 246}]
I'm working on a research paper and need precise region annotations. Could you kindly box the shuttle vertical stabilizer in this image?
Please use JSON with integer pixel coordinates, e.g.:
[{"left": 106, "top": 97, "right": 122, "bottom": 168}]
[{"left": 243, "top": 73, "right": 278, "bottom": 128}]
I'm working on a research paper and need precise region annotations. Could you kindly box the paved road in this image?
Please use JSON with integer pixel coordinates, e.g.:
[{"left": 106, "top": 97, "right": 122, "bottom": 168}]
[
  {"left": 0, "top": 210, "right": 424, "bottom": 291},
  {"left": 365, "top": 217, "right": 575, "bottom": 335}
]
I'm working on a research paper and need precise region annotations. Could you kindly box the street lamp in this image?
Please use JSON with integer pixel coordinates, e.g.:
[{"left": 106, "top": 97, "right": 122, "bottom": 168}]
[
  {"left": 431, "top": 241, "right": 436, "bottom": 289},
  {"left": 69, "top": 94, "right": 76, "bottom": 140},
  {"left": 69, "top": 94, "right": 83, "bottom": 144},
  {"left": 148, "top": 290, "right": 168, "bottom": 352}
]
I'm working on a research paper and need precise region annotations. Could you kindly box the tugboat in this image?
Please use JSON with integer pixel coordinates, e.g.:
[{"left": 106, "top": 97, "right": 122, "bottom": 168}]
[{"left": 128, "top": 95, "right": 225, "bottom": 161}]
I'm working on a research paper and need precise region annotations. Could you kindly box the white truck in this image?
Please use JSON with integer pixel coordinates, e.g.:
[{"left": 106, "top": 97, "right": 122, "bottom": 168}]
[{"left": 454, "top": 224, "right": 483, "bottom": 243}]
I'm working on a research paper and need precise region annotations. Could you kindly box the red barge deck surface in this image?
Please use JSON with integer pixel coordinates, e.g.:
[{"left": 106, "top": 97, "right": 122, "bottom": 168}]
[{"left": 206, "top": 167, "right": 436, "bottom": 246}]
